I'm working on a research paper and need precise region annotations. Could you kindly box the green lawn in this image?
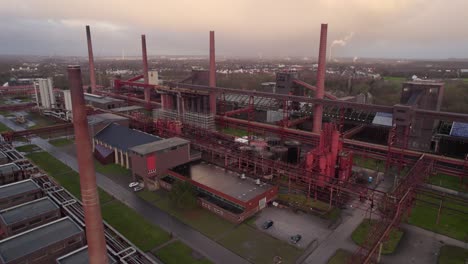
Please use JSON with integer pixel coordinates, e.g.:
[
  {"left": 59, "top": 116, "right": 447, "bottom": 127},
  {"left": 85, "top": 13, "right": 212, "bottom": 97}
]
[
  {"left": 25, "top": 151, "right": 172, "bottom": 252},
  {"left": 137, "top": 190, "right": 235, "bottom": 240},
  {"left": 218, "top": 224, "right": 302, "bottom": 264},
  {"left": 277, "top": 193, "right": 337, "bottom": 218},
  {"left": 26, "top": 151, "right": 113, "bottom": 203},
  {"left": 384, "top": 76, "right": 407, "bottom": 83},
  {"left": 0, "top": 110, "right": 11, "bottom": 116},
  {"left": 101, "top": 200, "right": 170, "bottom": 251},
  {"left": 49, "top": 138, "right": 74, "bottom": 147},
  {"left": 438, "top": 245, "right": 468, "bottom": 264},
  {"left": 408, "top": 194, "right": 468, "bottom": 242},
  {"left": 353, "top": 155, "right": 385, "bottom": 171},
  {"left": 428, "top": 173, "right": 465, "bottom": 192},
  {"left": 220, "top": 127, "right": 249, "bottom": 137},
  {"left": 27, "top": 112, "right": 58, "bottom": 129},
  {"left": 351, "top": 219, "right": 403, "bottom": 254},
  {"left": 327, "top": 249, "right": 353, "bottom": 264},
  {"left": 0, "top": 122, "right": 11, "bottom": 133},
  {"left": 155, "top": 241, "right": 212, "bottom": 264},
  {"left": 95, "top": 162, "right": 131, "bottom": 177},
  {"left": 15, "top": 144, "right": 40, "bottom": 153}
]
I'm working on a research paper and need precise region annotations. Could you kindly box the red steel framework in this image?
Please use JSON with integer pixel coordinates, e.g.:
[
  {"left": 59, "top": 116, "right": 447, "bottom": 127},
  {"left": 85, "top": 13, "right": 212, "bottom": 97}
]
[{"left": 2, "top": 23, "right": 468, "bottom": 264}]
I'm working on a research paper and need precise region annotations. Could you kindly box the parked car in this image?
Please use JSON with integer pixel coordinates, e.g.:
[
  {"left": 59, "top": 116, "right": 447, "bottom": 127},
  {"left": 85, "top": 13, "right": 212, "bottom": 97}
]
[
  {"left": 262, "top": 220, "right": 274, "bottom": 229},
  {"left": 290, "top": 234, "right": 302, "bottom": 244},
  {"left": 133, "top": 186, "right": 143, "bottom": 192},
  {"left": 129, "top": 182, "right": 139, "bottom": 188}
]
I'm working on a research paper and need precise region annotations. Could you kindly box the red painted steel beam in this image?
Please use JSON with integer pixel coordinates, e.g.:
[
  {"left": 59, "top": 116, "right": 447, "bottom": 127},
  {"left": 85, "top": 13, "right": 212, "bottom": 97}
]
[
  {"left": 67, "top": 65, "right": 108, "bottom": 264},
  {"left": 285, "top": 116, "right": 312, "bottom": 127},
  {"left": 313, "top": 23, "right": 328, "bottom": 133},
  {"left": 126, "top": 75, "right": 144, "bottom": 82},
  {"left": 1, "top": 123, "right": 73, "bottom": 141},
  {"left": 293, "top": 79, "right": 337, "bottom": 100},
  {"left": 168, "top": 82, "right": 395, "bottom": 113},
  {"left": 217, "top": 115, "right": 466, "bottom": 176},
  {"left": 95, "top": 90, "right": 160, "bottom": 107},
  {"left": 169, "top": 82, "right": 468, "bottom": 122},
  {"left": 85, "top": 26, "right": 97, "bottom": 94},
  {"left": 116, "top": 80, "right": 159, "bottom": 89},
  {"left": 0, "top": 103, "right": 35, "bottom": 111},
  {"left": 224, "top": 106, "right": 252, "bottom": 117},
  {"left": 343, "top": 125, "right": 365, "bottom": 139}
]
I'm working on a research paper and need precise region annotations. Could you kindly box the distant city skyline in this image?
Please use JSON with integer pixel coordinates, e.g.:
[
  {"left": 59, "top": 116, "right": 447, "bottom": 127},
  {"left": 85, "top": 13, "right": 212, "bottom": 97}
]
[{"left": 1, "top": 0, "right": 468, "bottom": 59}]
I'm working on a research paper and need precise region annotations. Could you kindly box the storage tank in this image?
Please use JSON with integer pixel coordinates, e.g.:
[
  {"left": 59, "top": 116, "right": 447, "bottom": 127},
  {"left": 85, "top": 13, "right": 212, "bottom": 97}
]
[
  {"left": 250, "top": 139, "right": 268, "bottom": 152},
  {"left": 239, "top": 146, "right": 254, "bottom": 156},
  {"left": 256, "top": 150, "right": 275, "bottom": 160},
  {"left": 284, "top": 140, "right": 301, "bottom": 164},
  {"left": 270, "top": 146, "right": 288, "bottom": 162},
  {"left": 266, "top": 136, "right": 281, "bottom": 146}
]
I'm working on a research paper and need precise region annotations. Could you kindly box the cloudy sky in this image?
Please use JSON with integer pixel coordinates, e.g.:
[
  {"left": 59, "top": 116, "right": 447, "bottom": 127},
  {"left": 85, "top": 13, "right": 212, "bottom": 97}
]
[{"left": 1, "top": 0, "right": 467, "bottom": 59}]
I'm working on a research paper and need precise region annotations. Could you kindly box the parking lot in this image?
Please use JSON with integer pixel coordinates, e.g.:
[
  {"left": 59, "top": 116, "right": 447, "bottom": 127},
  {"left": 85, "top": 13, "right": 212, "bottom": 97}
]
[{"left": 254, "top": 206, "right": 332, "bottom": 249}]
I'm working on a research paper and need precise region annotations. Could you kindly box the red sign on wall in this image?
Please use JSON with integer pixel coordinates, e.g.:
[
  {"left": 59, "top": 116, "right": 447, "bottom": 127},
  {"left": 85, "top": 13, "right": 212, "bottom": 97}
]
[{"left": 146, "top": 155, "right": 156, "bottom": 171}]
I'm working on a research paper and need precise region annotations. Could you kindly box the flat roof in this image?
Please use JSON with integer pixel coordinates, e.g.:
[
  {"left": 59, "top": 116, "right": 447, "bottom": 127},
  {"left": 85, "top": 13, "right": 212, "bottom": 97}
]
[
  {"left": 0, "top": 163, "right": 20, "bottom": 175},
  {"left": 0, "top": 180, "right": 41, "bottom": 200},
  {"left": 0, "top": 217, "right": 83, "bottom": 263},
  {"left": 87, "top": 113, "right": 128, "bottom": 126},
  {"left": 403, "top": 80, "right": 444, "bottom": 86},
  {"left": 0, "top": 197, "right": 59, "bottom": 225},
  {"left": 95, "top": 123, "right": 161, "bottom": 152},
  {"left": 450, "top": 122, "right": 468, "bottom": 138},
  {"left": 372, "top": 112, "right": 393, "bottom": 127},
  {"left": 190, "top": 162, "right": 271, "bottom": 203},
  {"left": 110, "top": 105, "right": 143, "bottom": 112},
  {"left": 130, "top": 137, "right": 190, "bottom": 155},
  {"left": 56, "top": 246, "right": 117, "bottom": 264},
  {"left": 84, "top": 93, "right": 123, "bottom": 104}
]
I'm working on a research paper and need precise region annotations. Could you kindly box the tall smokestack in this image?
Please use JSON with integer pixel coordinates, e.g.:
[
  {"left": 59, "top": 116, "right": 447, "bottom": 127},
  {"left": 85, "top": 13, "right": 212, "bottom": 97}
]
[
  {"left": 209, "top": 31, "right": 217, "bottom": 114},
  {"left": 86, "top": 26, "right": 97, "bottom": 94},
  {"left": 68, "top": 65, "right": 108, "bottom": 264},
  {"left": 312, "top": 24, "right": 328, "bottom": 133},
  {"left": 141, "top": 34, "right": 150, "bottom": 103},
  {"left": 141, "top": 34, "right": 149, "bottom": 84}
]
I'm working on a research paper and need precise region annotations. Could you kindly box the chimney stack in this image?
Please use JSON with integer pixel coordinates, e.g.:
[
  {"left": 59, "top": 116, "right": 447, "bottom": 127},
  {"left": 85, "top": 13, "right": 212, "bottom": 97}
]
[
  {"left": 141, "top": 34, "right": 150, "bottom": 104},
  {"left": 312, "top": 24, "right": 328, "bottom": 133},
  {"left": 209, "top": 31, "right": 217, "bottom": 114},
  {"left": 68, "top": 65, "right": 108, "bottom": 264},
  {"left": 85, "top": 26, "right": 97, "bottom": 94}
]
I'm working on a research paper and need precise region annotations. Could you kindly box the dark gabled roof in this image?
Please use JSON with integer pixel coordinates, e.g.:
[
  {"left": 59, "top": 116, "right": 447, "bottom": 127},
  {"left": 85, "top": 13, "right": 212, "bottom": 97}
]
[
  {"left": 130, "top": 137, "right": 190, "bottom": 155},
  {"left": 95, "top": 123, "right": 161, "bottom": 152},
  {"left": 0, "top": 217, "right": 83, "bottom": 263},
  {"left": 0, "top": 197, "right": 59, "bottom": 225},
  {"left": 0, "top": 180, "right": 41, "bottom": 200},
  {"left": 94, "top": 144, "right": 114, "bottom": 159}
]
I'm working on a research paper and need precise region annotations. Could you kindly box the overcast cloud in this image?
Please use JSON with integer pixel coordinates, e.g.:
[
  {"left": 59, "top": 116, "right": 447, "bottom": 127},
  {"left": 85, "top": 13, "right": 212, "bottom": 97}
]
[{"left": 0, "top": 0, "right": 467, "bottom": 59}]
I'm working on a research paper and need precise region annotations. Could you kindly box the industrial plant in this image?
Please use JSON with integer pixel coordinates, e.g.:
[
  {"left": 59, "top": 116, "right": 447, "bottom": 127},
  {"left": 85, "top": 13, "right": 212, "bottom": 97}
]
[{"left": 0, "top": 22, "right": 467, "bottom": 264}]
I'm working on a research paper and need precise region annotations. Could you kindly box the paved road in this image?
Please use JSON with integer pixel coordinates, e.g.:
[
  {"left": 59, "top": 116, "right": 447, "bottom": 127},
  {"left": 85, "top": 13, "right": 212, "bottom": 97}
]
[
  {"left": 302, "top": 204, "right": 365, "bottom": 264},
  {"left": 0, "top": 116, "right": 249, "bottom": 264}
]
